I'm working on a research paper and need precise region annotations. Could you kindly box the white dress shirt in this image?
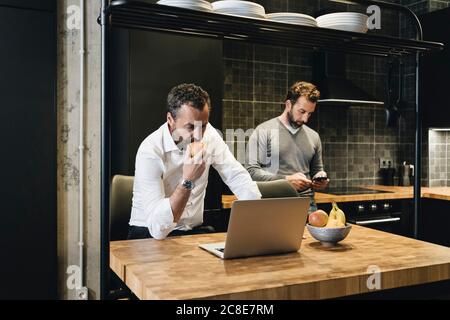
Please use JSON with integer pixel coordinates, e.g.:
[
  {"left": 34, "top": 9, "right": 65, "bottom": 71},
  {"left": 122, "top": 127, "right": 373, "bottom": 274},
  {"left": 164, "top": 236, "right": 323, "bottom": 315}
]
[{"left": 129, "top": 122, "right": 262, "bottom": 239}]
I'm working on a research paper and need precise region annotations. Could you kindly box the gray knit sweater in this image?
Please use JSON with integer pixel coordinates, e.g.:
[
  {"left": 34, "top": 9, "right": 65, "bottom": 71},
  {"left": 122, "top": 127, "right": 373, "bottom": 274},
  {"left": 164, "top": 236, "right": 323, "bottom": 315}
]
[{"left": 245, "top": 117, "right": 324, "bottom": 197}]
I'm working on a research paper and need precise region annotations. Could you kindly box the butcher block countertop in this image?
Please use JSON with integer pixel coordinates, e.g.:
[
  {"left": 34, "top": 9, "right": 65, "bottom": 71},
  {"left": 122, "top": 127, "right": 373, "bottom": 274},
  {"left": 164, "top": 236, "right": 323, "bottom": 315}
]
[
  {"left": 222, "top": 186, "right": 450, "bottom": 209},
  {"left": 110, "top": 225, "right": 450, "bottom": 300}
]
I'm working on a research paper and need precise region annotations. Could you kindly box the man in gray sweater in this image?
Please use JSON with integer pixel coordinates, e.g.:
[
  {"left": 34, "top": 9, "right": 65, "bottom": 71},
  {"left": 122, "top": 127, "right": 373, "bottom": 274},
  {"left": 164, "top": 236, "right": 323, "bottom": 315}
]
[{"left": 246, "top": 81, "right": 329, "bottom": 213}]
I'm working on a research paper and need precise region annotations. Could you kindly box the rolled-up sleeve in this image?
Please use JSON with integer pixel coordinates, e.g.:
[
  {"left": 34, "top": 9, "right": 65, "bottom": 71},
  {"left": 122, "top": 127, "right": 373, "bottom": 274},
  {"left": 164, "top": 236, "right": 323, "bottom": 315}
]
[
  {"left": 209, "top": 131, "right": 261, "bottom": 200},
  {"left": 134, "top": 149, "right": 176, "bottom": 240}
]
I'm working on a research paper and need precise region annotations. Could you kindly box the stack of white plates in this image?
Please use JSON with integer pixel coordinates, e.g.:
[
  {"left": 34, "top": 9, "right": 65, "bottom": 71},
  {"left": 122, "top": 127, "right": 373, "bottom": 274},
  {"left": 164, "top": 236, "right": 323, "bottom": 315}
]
[
  {"left": 266, "top": 12, "right": 317, "bottom": 27},
  {"left": 212, "top": 0, "right": 266, "bottom": 19},
  {"left": 316, "top": 12, "right": 368, "bottom": 33},
  {"left": 157, "top": 0, "right": 213, "bottom": 12}
]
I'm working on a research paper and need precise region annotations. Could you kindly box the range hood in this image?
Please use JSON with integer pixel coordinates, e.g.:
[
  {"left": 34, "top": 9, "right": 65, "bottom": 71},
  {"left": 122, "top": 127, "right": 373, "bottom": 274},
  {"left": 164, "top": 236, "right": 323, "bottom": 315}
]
[{"left": 313, "top": 52, "right": 384, "bottom": 106}]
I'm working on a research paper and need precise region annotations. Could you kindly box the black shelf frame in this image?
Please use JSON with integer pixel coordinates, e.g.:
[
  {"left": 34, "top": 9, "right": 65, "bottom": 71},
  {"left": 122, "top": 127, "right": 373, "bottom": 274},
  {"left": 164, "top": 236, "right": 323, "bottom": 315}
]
[
  {"left": 105, "top": 0, "right": 442, "bottom": 57},
  {"left": 99, "top": 0, "right": 444, "bottom": 299}
]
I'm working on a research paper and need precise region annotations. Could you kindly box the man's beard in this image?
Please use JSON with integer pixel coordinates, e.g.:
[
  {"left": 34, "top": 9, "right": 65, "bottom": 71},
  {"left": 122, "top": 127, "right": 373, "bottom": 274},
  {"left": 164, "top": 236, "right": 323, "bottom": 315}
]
[
  {"left": 175, "top": 135, "right": 192, "bottom": 152},
  {"left": 287, "top": 109, "right": 302, "bottom": 129}
]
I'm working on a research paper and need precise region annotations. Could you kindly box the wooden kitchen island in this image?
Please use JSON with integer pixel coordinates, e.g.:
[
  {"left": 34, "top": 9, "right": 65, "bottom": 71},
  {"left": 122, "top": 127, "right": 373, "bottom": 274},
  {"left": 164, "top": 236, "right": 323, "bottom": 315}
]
[{"left": 110, "top": 225, "right": 450, "bottom": 300}]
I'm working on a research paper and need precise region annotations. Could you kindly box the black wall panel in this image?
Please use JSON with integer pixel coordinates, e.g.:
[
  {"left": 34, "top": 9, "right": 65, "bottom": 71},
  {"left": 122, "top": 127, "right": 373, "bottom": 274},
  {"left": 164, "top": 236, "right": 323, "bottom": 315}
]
[{"left": 0, "top": 4, "right": 56, "bottom": 299}]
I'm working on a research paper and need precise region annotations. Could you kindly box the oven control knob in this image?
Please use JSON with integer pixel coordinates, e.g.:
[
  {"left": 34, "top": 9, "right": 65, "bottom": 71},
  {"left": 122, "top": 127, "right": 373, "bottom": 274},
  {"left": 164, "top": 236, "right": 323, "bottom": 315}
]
[
  {"left": 357, "top": 204, "right": 365, "bottom": 213},
  {"left": 383, "top": 203, "right": 391, "bottom": 210},
  {"left": 370, "top": 204, "right": 378, "bottom": 211}
]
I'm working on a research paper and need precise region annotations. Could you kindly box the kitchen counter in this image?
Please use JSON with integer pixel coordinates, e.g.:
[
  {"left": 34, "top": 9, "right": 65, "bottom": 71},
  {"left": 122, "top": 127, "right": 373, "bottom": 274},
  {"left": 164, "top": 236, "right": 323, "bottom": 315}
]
[
  {"left": 222, "top": 186, "right": 450, "bottom": 209},
  {"left": 110, "top": 225, "right": 450, "bottom": 299}
]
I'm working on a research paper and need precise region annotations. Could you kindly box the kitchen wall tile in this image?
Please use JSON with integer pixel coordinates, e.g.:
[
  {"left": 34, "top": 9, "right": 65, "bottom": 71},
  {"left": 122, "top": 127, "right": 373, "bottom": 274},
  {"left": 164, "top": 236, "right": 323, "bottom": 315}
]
[
  {"left": 346, "top": 55, "right": 375, "bottom": 74},
  {"left": 315, "top": 0, "right": 349, "bottom": 15},
  {"left": 377, "top": 10, "right": 400, "bottom": 37},
  {"left": 318, "top": 105, "right": 348, "bottom": 143},
  {"left": 223, "top": 41, "right": 253, "bottom": 61},
  {"left": 406, "top": 0, "right": 430, "bottom": 15},
  {"left": 429, "top": 179, "right": 447, "bottom": 187},
  {"left": 398, "top": 143, "right": 416, "bottom": 167},
  {"left": 223, "top": 59, "right": 254, "bottom": 101},
  {"left": 374, "top": 74, "right": 389, "bottom": 102},
  {"left": 287, "top": 0, "right": 320, "bottom": 16},
  {"left": 348, "top": 178, "right": 377, "bottom": 187},
  {"left": 399, "top": 108, "right": 415, "bottom": 144},
  {"left": 375, "top": 108, "right": 399, "bottom": 143},
  {"left": 254, "top": 62, "right": 287, "bottom": 102},
  {"left": 326, "top": 179, "right": 348, "bottom": 190},
  {"left": 374, "top": 57, "right": 389, "bottom": 75},
  {"left": 346, "top": 71, "right": 377, "bottom": 97},
  {"left": 402, "top": 55, "right": 416, "bottom": 76},
  {"left": 222, "top": 100, "right": 254, "bottom": 131},
  {"left": 429, "top": 130, "right": 447, "bottom": 144},
  {"left": 288, "top": 65, "right": 313, "bottom": 87},
  {"left": 429, "top": 0, "right": 450, "bottom": 11},
  {"left": 287, "top": 48, "right": 314, "bottom": 66},
  {"left": 402, "top": 73, "right": 415, "bottom": 104},
  {"left": 375, "top": 143, "right": 399, "bottom": 170},
  {"left": 322, "top": 143, "right": 348, "bottom": 180},
  {"left": 253, "top": 102, "right": 284, "bottom": 128},
  {"left": 306, "top": 111, "right": 319, "bottom": 132},
  {"left": 348, "top": 143, "right": 376, "bottom": 179},
  {"left": 348, "top": 107, "right": 375, "bottom": 143},
  {"left": 254, "top": 44, "right": 287, "bottom": 64},
  {"left": 254, "top": 0, "right": 287, "bottom": 13}
]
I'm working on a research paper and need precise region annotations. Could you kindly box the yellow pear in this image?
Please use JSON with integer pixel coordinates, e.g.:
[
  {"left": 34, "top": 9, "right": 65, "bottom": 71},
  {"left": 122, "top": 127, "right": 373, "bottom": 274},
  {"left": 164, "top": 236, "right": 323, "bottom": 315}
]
[{"left": 325, "top": 218, "right": 339, "bottom": 228}]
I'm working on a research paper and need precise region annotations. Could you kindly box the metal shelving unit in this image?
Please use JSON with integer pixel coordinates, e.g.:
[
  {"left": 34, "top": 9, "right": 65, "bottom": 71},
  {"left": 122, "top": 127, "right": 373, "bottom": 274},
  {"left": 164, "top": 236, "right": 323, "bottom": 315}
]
[
  {"left": 105, "top": 0, "right": 442, "bottom": 57},
  {"left": 99, "top": 0, "right": 444, "bottom": 299}
]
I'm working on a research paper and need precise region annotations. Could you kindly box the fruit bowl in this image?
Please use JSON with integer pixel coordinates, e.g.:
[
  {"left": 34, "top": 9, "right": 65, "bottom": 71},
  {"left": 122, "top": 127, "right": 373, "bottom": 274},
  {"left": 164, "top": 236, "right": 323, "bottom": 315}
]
[{"left": 306, "top": 223, "right": 352, "bottom": 247}]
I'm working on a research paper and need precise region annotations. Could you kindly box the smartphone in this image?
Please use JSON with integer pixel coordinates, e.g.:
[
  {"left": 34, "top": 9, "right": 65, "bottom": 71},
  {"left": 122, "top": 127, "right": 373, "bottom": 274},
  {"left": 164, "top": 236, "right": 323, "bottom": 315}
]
[{"left": 312, "top": 176, "right": 328, "bottom": 182}]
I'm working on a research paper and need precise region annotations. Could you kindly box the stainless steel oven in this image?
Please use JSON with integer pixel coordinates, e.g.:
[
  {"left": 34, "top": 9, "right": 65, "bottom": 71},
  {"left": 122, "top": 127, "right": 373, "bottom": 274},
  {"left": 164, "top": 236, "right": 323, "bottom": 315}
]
[{"left": 317, "top": 188, "right": 413, "bottom": 237}]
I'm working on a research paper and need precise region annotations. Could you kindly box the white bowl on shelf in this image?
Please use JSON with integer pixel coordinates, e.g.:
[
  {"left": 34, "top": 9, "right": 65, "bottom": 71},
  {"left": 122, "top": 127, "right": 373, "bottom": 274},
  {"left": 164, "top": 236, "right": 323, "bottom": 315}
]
[
  {"left": 157, "top": 0, "right": 213, "bottom": 12},
  {"left": 212, "top": 0, "right": 266, "bottom": 19},
  {"left": 266, "top": 12, "right": 317, "bottom": 26},
  {"left": 316, "top": 12, "right": 368, "bottom": 33}
]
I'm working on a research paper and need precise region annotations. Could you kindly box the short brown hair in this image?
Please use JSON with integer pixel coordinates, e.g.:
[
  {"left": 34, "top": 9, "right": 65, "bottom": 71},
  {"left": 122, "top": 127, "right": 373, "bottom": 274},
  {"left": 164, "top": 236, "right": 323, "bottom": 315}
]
[
  {"left": 167, "top": 83, "right": 211, "bottom": 119},
  {"left": 285, "top": 81, "right": 320, "bottom": 103}
]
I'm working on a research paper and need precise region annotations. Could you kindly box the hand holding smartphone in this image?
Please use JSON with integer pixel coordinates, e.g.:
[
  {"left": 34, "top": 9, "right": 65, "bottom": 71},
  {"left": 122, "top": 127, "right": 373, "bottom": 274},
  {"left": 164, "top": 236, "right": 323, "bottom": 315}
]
[{"left": 312, "top": 176, "right": 328, "bottom": 182}]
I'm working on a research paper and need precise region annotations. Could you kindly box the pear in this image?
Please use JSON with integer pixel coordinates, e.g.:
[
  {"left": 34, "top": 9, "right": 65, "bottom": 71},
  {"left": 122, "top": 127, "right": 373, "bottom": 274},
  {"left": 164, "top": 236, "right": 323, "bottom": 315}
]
[
  {"left": 327, "top": 202, "right": 346, "bottom": 228},
  {"left": 325, "top": 218, "right": 339, "bottom": 228}
]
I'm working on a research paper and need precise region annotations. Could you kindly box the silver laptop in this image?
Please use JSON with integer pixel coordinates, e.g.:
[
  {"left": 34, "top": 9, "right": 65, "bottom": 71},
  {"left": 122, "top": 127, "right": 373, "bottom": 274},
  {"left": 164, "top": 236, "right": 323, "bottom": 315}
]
[{"left": 199, "top": 197, "right": 309, "bottom": 259}]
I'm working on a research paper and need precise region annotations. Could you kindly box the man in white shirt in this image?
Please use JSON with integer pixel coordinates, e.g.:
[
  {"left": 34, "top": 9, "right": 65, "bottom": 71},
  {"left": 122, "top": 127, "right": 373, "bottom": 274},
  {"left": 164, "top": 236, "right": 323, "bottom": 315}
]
[{"left": 128, "top": 83, "right": 261, "bottom": 240}]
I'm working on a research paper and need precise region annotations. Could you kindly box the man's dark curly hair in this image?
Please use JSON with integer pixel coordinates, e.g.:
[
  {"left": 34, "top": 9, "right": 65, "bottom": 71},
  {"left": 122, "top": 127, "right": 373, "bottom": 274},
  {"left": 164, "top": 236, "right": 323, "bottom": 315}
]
[{"left": 167, "top": 83, "right": 211, "bottom": 119}]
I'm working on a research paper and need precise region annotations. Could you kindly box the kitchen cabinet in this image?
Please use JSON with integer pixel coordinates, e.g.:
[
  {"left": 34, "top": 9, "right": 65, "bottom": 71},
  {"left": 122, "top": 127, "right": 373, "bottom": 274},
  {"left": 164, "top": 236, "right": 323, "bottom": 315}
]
[
  {"left": 420, "top": 7, "right": 450, "bottom": 128},
  {"left": 419, "top": 199, "right": 450, "bottom": 247},
  {"left": 0, "top": 2, "right": 56, "bottom": 299}
]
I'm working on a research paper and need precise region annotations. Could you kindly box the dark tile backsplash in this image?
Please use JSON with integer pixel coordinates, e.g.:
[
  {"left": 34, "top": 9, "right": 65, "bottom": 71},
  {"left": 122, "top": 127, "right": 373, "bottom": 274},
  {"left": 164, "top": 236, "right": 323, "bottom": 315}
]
[
  {"left": 254, "top": 62, "right": 287, "bottom": 102},
  {"left": 220, "top": 0, "right": 437, "bottom": 188}
]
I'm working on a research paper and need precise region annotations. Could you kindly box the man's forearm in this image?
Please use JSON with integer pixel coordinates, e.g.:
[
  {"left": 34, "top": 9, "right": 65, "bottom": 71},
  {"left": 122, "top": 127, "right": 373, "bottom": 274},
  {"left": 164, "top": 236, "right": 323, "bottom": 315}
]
[
  {"left": 246, "top": 164, "right": 285, "bottom": 181},
  {"left": 169, "top": 184, "right": 191, "bottom": 222}
]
